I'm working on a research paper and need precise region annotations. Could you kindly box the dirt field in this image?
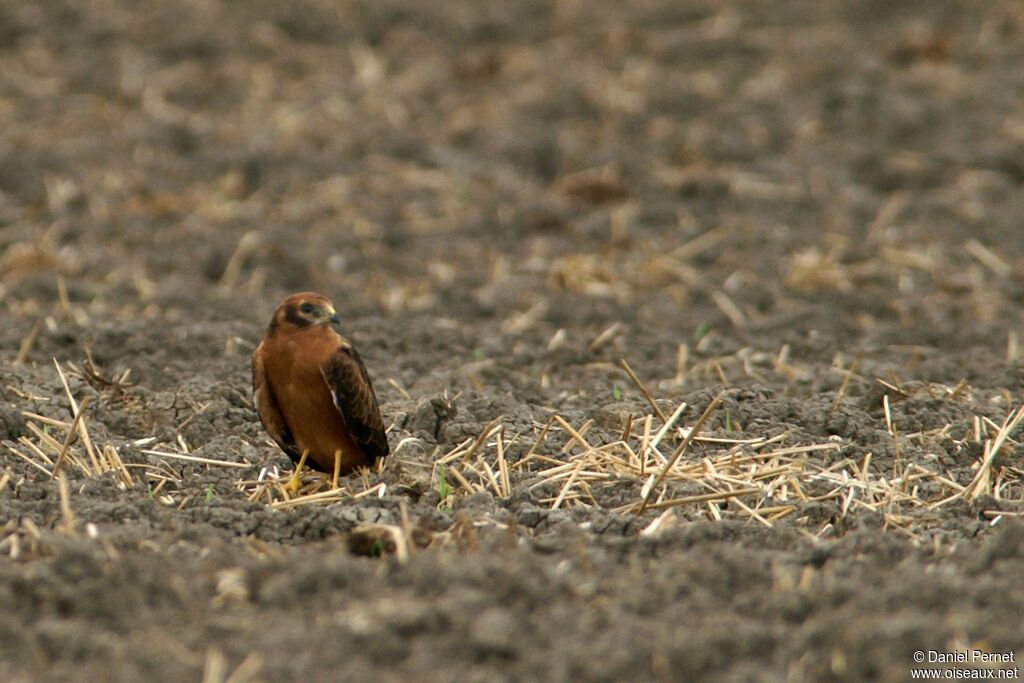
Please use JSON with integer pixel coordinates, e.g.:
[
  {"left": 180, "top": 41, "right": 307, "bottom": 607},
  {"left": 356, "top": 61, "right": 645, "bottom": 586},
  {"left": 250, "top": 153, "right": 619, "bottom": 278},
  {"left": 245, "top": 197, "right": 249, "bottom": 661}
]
[{"left": 2, "top": 1, "right": 1024, "bottom": 681}]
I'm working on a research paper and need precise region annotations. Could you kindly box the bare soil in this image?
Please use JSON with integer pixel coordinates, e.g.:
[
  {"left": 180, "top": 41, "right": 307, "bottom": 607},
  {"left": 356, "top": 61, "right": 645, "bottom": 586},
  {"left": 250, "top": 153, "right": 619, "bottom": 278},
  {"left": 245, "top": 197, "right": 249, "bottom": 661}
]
[{"left": 2, "top": 1, "right": 1024, "bottom": 681}]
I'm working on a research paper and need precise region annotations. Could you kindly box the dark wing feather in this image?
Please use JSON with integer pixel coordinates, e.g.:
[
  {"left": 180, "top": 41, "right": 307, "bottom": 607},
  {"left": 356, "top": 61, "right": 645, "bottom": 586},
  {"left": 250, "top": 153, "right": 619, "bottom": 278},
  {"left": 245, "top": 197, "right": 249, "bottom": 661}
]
[
  {"left": 252, "top": 343, "right": 303, "bottom": 463},
  {"left": 320, "top": 346, "right": 390, "bottom": 464}
]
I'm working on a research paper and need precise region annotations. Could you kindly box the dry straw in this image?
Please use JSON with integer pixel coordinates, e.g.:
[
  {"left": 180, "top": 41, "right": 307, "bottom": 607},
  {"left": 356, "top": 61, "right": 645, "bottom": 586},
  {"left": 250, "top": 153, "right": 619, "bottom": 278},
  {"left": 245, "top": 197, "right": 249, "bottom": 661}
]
[
  {"left": 230, "top": 376, "right": 1024, "bottom": 541},
  {"left": 5, "top": 361, "right": 134, "bottom": 486},
  {"left": 4, "top": 353, "right": 1023, "bottom": 544}
]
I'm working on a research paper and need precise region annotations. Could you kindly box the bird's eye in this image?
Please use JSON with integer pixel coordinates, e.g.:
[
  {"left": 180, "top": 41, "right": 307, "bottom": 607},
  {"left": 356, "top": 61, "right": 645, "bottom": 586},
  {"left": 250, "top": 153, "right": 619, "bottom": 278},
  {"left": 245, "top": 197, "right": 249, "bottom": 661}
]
[{"left": 299, "top": 303, "right": 315, "bottom": 315}]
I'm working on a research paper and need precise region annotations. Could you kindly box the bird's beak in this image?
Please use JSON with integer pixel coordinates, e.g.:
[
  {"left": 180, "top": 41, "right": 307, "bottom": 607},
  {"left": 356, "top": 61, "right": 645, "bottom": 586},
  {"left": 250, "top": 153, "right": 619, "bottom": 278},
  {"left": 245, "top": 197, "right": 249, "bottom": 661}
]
[{"left": 327, "top": 307, "right": 340, "bottom": 326}]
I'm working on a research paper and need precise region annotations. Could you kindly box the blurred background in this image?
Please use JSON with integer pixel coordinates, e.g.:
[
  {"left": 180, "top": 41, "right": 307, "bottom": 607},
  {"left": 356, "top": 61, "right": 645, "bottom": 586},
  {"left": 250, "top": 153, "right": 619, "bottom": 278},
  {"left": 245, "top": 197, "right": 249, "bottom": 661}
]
[{"left": 3, "top": 0, "right": 1023, "bottom": 366}]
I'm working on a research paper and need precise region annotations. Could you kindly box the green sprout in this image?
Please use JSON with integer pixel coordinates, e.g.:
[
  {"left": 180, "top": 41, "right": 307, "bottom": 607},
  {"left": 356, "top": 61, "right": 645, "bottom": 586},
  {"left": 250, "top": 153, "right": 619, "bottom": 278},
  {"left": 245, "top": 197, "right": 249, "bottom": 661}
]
[
  {"left": 369, "top": 539, "right": 386, "bottom": 557},
  {"left": 613, "top": 384, "right": 622, "bottom": 401},
  {"left": 694, "top": 321, "right": 712, "bottom": 342},
  {"left": 724, "top": 410, "right": 733, "bottom": 433},
  {"left": 437, "top": 466, "right": 452, "bottom": 511},
  {"left": 205, "top": 484, "right": 214, "bottom": 503}
]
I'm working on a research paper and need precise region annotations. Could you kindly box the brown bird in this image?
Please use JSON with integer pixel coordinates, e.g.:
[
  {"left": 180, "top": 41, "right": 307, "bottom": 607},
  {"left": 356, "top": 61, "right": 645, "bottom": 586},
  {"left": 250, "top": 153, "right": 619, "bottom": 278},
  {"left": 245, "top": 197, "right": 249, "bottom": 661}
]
[{"left": 252, "top": 292, "right": 389, "bottom": 491}]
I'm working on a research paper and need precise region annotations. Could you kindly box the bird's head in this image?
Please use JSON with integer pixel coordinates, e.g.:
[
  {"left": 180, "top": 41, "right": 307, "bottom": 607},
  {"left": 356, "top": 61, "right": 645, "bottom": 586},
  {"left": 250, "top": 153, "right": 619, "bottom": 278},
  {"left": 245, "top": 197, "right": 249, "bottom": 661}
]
[{"left": 270, "top": 292, "right": 341, "bottom": 332}]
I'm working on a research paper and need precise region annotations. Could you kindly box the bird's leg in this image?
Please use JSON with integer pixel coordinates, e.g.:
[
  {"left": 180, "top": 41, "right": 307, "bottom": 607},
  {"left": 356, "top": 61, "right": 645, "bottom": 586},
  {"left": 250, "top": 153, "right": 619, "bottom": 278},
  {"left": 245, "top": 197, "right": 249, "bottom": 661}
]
[
  {"left": 287, "top": 449, "right": 310, "bottom": 495},
  {"left": 332, "top": 449, "right": 342, "bottom": 489}
]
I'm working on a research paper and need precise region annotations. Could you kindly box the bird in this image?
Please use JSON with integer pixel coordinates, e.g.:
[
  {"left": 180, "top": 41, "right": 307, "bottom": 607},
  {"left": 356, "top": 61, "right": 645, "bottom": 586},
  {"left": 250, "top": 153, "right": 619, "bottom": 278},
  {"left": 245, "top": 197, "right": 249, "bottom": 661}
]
[{"left": 252, "top": 292, "right": 389, "bottom": 492}]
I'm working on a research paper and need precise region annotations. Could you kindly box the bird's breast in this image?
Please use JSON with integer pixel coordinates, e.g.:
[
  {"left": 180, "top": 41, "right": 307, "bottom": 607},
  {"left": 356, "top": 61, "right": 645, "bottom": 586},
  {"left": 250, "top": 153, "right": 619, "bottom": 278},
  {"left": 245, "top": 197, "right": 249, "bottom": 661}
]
[{"left": 262, "top": 333, "right": 364, "bottom": 471}]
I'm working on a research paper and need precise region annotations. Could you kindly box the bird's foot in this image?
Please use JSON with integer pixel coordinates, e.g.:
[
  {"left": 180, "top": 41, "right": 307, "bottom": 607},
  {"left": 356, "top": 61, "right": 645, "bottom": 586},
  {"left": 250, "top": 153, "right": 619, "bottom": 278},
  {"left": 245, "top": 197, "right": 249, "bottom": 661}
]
[{"left": 286, "top": 449, "right": 310, "bottom": 496}]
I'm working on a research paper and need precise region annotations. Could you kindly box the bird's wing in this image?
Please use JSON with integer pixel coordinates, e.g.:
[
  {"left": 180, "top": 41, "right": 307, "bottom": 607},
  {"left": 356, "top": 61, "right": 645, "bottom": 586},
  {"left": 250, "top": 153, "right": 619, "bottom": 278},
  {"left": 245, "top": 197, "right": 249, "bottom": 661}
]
[
  {"left": 252, "top": 342, "right": 303, "bottom": 462},
  {"left": 320, "top": 345, "right": 390, "bottom": 464}
]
